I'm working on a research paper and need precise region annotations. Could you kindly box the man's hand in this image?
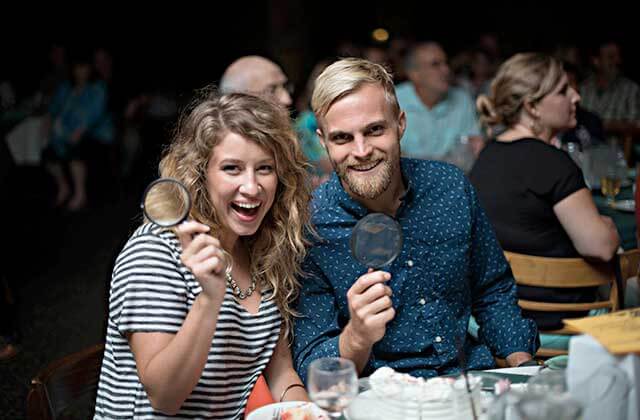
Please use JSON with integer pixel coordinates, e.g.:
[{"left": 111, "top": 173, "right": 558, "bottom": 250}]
[
  {"left": 505, "top": 351, "right": 534, "bottom": 367},
  {"left": 339, "top": 269, "right": 395, "bottom": 373},
  {"left": 344, "top": 269, "right": 395, "bottom": 350}
]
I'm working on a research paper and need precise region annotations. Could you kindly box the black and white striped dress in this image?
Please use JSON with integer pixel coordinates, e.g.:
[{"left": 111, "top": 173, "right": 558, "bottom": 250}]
[{"left": 94, "top": 224, "right": 281, "bottom": 419}]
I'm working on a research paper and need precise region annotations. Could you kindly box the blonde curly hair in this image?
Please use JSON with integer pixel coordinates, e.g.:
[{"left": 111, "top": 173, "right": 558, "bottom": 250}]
[{"left": 157, "top": 88, "right": 312, "bottom": 334}]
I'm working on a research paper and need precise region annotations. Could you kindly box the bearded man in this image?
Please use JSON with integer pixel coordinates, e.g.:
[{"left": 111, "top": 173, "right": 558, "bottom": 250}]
[{"left": 292, "top": 58, "right": 539, "bottom": 382}]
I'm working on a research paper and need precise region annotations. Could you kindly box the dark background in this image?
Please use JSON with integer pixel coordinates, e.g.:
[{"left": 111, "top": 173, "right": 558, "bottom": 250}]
[
  {"left": 1, "top": 2, "right": 638, "bottom": 418},
  {"left": 4, "top": 1, "right": 639, "bottom": 100}
]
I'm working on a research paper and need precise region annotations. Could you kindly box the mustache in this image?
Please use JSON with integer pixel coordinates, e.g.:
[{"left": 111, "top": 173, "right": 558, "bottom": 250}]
[{"left": 343, "top": 154, "right": 385, "bottom": 168}]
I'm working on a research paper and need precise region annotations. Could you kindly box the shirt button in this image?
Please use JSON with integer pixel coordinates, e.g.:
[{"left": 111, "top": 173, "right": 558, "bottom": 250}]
[
  {"left": 435, "top": 336, "right": 443, "bottom": 343},
  {"left": 406, "top": 259, "right": 414, "bottom": 267},
  {"left": 418, "top": 298, "right": 426, "bottom": 305}
]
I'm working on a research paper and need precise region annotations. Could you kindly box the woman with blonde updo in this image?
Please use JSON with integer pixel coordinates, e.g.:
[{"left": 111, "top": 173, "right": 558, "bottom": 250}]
[{"left": 469, "top": 53, "right": 620, "bottom": 330}]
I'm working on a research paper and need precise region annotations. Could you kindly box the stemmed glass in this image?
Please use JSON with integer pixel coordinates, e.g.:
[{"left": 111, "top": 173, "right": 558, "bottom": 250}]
[
  {"left": 601, "top": 165, "right": 624, "bottom": 205},
  {"left": 308, "top": 357, "right": 358, "bottom": 419},
  {"left": 599, "top": 144, "right": 627, "bottom": 205},
  {"left": 512, "top": 371, "right": 581, "bottom": 420},
  {"left": 526, "top": 370, "right": 567, "bottom": 395}
]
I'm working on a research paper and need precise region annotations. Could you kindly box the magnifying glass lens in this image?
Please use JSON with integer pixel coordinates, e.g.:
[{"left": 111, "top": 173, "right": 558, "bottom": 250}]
[
  {"left": 141, "top": 178, "right": 191, "bottom": 227},
  {"left": 350, "top": 213, "right": 403, "bottom": 269}
]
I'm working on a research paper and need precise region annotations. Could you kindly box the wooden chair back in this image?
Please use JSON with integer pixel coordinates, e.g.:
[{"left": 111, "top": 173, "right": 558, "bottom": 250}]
[
  {"left": 504, "top": 251, "right": 621, "bottom": 357},
  {"left": 620, "top": 248, "right": 640, "bottom": 282},
  {"left": 26, "top": 344, "right": 104, "bottom": 420},
  {"left": 620, "top": 248, "right": 640, "bottom": 307}
]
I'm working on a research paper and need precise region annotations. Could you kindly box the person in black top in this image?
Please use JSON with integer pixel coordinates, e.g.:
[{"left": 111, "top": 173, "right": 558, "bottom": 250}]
[{"left": 469, "top": 53, "right": 620, "bottom": 329}]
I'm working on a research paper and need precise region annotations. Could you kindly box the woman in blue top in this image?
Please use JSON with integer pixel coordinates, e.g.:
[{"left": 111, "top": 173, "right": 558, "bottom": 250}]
[{"left": 42, "top": 53, "right": 111, "bottom": 210}]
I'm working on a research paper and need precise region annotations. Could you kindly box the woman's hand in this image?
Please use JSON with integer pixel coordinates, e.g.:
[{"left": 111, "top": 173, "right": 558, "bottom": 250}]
[{"left": 176, "top": 221, "right": 228, "bottom": 301}]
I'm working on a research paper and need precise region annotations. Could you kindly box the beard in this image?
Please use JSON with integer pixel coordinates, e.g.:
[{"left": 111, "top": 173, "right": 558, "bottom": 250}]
[{"left": 333, "top": 147, "right": 400, "bottom": 200}]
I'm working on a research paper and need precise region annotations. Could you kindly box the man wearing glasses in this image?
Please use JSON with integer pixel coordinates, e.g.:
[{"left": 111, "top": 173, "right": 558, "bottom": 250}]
[
  {"left": 221, "top": 55, "right": 332, "bottom": 186},
  {"left": 220, "top": 55, "right": 293, "bottom": 107}
]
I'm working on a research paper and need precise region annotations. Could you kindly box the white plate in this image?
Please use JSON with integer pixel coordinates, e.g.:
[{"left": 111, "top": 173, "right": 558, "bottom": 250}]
[
  {"left": 247, "top": 401, "right": 328, "bottom": 420},
  {"left": 610, "top": 199, "right": 636, "bottom": 212}
]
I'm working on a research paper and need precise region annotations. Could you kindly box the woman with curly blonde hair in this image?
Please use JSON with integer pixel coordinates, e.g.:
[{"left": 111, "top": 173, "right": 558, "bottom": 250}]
[{"left": 95, "top": 90, "right": 312, "bottom": 419}]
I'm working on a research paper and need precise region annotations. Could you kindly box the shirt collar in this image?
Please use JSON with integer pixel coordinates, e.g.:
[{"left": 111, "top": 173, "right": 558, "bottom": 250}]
[{"left": 397, "top": 158, "right": 415, "bottom": 213}]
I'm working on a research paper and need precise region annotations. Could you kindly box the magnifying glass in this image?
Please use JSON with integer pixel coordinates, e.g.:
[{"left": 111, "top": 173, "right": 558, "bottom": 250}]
[
  {"left": 141, "top": 178, "right": 191, "bottom": 227},
  {"left": 350, "top": 213, "right": 403, "bottom": 269},
  {"left": 140, "top": 178, "right": 234, "bottom": 275}
]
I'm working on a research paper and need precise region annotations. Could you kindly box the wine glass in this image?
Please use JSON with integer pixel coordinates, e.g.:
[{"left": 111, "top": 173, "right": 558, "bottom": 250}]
[
  {"left": 444, "top": 135, "right": 475, "bottom": 174},
  {"left": 599, "top": 143, "right": 628, "bottom": 205},
  {"left": 515, "top": 393, "right": 582, "bottom": 420},
  {"left": 308, "top": 357, "right": 358, "bottom": 418},
  {"left": 601, "top": 165, "right": 623, "bottom": 205},
  {"left": 526, "top": 370, "right": 567, "bottom": 395}
]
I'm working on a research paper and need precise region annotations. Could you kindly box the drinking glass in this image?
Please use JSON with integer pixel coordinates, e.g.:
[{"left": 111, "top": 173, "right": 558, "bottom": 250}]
[
  {"left": 515, "top": 393, "right": 582, "bottom": 420},
  {"left": 445, "top": 135, "right": 475, "bottom": 174},
  {"left": 308, "top": 357, "right": 358, "bottom": 418},
  {"left": 599, "top": 143, "right": 628, "bottom": 205},
  {"left": 601, "top": 165, "right": 623, "bottom": 205},
  {"left": 488, "top": 389, "right": 581, "bottom": 420},
  {"left": 526, "top": 370, "right": 567, "bottom": 395}
]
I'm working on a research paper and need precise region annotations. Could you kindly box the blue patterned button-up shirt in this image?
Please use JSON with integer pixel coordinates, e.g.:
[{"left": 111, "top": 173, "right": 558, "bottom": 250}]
[{"left": 293, "top": 159, "right": 538, "bottom": 382}]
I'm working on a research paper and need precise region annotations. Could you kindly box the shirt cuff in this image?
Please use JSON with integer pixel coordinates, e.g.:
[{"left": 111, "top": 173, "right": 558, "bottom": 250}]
[{"left": 296, "top": 335, "right": 341, "bottom": 385}]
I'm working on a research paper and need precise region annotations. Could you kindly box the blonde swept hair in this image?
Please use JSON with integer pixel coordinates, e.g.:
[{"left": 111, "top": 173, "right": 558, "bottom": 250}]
[
  {"left": 477, "top": 53, "right": 564, "bottom": 130},
  {"left": 311, "top": 58, "right": 400, "bottom": 125},
  {"left": 158, "top": 88, "right": 312, "bottom": 334}
]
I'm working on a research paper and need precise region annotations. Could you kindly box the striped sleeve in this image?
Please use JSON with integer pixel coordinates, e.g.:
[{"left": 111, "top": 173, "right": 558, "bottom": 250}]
[{"left": 110, "top": 228, "right": 189, "bottom": 336}]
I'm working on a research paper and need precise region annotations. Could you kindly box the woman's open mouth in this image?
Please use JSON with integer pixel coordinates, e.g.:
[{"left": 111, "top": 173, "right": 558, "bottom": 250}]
[{"left": 231, "top": 201, "right": 262, "bottom": 220}]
